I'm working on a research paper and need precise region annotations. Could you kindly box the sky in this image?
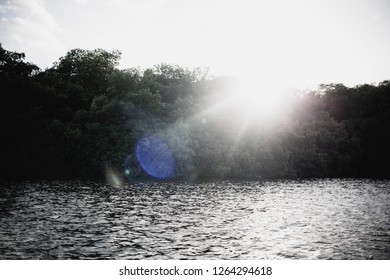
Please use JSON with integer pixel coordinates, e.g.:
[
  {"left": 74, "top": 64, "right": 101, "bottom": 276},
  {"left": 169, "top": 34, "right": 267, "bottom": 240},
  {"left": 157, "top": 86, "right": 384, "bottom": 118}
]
[{"left": 0, "top": 0, "right": 389, "bottom": 88}]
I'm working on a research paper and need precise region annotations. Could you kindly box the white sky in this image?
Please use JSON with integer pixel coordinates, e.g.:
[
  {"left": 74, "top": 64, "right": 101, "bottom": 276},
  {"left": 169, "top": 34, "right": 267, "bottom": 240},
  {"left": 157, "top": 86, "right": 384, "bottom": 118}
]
[{"left": 0, "top": 0, "right": 389, "bottom": 88}]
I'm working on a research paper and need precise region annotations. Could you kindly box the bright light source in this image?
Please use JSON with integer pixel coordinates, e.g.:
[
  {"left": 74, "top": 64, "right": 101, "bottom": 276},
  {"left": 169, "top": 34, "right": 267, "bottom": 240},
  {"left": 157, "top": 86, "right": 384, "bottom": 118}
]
[{"left": 230, "top": 75, "right": 291, "bottom": 126}]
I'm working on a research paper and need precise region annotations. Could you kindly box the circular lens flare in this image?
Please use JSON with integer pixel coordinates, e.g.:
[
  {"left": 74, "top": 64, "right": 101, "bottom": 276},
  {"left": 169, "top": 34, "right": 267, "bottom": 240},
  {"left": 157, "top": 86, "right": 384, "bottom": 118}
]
[{"left": 135, "top": 136, "right": 175, "bottom": 179}]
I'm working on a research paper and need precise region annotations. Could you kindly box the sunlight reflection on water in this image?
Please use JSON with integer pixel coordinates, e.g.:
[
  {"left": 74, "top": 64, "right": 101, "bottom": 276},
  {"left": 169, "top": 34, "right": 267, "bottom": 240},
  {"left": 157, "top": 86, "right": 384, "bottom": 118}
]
[{"left": 0, "top": 179, "right": 389, "bottom": 259}]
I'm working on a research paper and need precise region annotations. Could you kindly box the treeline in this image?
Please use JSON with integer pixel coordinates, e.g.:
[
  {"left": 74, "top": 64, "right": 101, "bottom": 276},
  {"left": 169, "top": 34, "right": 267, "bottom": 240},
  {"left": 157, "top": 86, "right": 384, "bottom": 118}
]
[{"left": 1, "top": 44, "right": 389, "bottom": 180}]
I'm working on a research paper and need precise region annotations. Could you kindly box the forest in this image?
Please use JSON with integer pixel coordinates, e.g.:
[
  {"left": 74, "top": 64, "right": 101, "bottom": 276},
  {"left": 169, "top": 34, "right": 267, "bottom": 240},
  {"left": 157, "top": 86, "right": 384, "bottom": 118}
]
[{"left": 1, "top": 44, "right": 389, "bottom": 181}]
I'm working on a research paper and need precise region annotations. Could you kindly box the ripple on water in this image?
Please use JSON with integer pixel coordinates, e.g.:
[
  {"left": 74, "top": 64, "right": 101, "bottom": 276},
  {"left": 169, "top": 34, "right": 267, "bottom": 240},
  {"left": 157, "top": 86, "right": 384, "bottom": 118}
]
[{"left": 0, "top": 179, "right": 389, "bottom": 259}]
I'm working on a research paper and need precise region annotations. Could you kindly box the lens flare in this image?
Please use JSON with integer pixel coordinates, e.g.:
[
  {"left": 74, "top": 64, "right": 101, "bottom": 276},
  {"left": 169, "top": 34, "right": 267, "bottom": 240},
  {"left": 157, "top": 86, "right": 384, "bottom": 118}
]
[
  {"left": 122, "top": 154, "right": 140, "bottom": 181},
  {"left": 105, "top": 166, "right": 123, "bottom": 188},
  {"left": 135, "top": 136, "right": 175, "bottom": 179}
]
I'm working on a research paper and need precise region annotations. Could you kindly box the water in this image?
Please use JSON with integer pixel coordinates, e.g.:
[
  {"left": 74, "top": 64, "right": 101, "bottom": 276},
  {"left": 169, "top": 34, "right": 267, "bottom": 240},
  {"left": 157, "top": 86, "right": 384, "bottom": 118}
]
[{"left": 0, "top": 179, "right": 389, "bottom": 259}]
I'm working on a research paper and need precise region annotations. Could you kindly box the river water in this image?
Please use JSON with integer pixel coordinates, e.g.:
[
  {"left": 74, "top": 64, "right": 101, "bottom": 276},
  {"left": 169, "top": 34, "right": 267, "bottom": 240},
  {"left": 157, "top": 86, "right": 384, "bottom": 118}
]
[{"left": 0, "top": 179, "right": 389, "bottom": 259}]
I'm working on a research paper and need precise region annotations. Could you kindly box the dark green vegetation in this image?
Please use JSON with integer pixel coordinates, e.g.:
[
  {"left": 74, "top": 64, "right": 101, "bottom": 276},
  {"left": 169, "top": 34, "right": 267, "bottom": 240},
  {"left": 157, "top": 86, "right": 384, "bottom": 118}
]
[{"left": 1, "top": 44, "right": 389, "bottom": 180}]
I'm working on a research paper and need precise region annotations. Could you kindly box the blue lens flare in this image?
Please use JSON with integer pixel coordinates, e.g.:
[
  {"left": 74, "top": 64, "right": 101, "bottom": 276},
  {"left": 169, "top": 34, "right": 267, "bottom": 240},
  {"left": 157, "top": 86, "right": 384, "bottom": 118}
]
[{"left": 135, "top": 136, "right": 175, "bottom": 179}]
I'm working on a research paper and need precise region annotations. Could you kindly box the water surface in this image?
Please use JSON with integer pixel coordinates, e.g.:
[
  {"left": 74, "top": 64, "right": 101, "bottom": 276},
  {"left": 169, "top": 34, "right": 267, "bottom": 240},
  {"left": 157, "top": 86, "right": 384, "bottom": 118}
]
[{"left": 0, "top": 179, "right": 389, "bottom": 259}]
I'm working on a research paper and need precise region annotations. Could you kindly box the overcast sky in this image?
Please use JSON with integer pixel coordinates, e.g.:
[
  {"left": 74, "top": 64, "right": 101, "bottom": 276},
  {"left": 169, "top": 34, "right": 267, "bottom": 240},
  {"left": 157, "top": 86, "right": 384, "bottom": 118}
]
[{"left": 1, "top": 0, "right": 389, "bottom": 88}]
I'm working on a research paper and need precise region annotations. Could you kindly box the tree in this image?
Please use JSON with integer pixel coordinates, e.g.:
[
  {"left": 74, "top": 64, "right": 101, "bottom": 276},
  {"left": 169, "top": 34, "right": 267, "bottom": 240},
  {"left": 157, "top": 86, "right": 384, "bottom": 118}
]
[
  {"left": 53, "top": 48, "right": 121, "bottom": 107},
  {"left": 0, "top": 44, "right": 39, "bottom": 78}
]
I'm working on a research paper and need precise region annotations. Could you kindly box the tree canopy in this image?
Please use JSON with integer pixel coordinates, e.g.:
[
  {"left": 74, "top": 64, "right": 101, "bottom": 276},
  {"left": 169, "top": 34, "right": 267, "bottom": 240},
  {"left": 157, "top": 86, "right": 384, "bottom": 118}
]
[{"left": 1, "top": 44, "right": 389, "bottom": 181}]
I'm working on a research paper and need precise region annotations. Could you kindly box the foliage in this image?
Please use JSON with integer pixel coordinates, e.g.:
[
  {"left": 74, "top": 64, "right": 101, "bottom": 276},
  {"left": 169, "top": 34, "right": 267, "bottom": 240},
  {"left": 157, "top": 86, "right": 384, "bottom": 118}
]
[{"left": 1, "top": 44, "right": 389, "bottom": 180}]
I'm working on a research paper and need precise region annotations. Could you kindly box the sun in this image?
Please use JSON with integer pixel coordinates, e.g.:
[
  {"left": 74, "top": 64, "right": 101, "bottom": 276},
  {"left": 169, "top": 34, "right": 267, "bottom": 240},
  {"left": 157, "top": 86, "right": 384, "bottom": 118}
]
[
  {"left": 231, "top": 76, "right": 290, "bottom": 126},
  {"left": 191, "top": 72, "right": 294, "bottom": 136}
]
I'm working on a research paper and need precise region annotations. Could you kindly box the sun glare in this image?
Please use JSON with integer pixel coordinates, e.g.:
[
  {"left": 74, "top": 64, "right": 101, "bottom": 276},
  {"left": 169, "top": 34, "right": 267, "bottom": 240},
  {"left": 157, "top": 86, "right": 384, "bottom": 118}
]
[{"left": 232, "top": 76, "right": 290, "bottom": 126}]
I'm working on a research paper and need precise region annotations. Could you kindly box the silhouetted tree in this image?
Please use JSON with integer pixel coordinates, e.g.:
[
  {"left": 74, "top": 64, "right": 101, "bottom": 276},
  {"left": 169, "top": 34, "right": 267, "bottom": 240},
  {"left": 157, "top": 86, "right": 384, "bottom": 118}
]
[{"left": 1, "top": 44, "right": 389, "bottom": 180}]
